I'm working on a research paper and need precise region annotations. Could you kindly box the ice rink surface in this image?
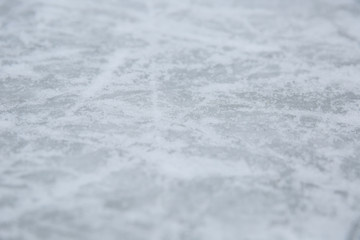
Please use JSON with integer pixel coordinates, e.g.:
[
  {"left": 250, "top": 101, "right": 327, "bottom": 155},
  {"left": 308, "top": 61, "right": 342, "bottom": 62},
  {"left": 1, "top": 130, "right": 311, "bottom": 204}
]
[{"left": 1, "top": 0, "right": 360, "bottom": 239}]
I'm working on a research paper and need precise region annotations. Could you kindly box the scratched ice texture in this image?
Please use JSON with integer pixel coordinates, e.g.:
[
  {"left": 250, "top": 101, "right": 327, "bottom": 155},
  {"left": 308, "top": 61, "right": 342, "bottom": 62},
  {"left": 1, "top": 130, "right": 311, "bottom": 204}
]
[{"left": 1, "top": 0, "right": 360, "bottom": 239}]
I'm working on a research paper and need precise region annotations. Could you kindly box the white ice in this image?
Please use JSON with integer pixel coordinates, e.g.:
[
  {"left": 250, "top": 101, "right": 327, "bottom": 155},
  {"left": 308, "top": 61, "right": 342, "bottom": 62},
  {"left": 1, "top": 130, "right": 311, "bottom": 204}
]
[{"left": 0, "top": 0, "right": 360, "bottom": 239}]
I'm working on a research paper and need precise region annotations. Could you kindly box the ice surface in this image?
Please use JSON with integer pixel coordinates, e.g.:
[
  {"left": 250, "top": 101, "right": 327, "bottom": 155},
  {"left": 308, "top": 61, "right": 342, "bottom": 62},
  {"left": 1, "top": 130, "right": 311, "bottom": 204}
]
[{"left": 1, "top": 0, "right": 360, "bottom": 239}]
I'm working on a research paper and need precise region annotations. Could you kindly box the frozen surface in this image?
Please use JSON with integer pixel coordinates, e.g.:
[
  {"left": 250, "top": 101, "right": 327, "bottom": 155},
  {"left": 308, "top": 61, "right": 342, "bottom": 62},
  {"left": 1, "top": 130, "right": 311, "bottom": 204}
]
[{"left": 1, "top": 0, "right": 360, "bottom": 239}]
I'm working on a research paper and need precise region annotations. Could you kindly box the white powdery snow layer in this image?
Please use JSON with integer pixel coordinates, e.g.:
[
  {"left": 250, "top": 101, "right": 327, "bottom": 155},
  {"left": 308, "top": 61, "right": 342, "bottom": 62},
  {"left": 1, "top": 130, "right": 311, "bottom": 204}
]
[{"left": 0, "top": 0, "right": 360, "bottom": 239}]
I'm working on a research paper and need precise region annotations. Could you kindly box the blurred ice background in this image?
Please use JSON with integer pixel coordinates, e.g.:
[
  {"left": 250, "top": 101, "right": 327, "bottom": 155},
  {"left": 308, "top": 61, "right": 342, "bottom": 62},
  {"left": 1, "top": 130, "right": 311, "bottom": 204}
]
[{"left": 1, "top": 0, "right": 360, "bottom": 239}]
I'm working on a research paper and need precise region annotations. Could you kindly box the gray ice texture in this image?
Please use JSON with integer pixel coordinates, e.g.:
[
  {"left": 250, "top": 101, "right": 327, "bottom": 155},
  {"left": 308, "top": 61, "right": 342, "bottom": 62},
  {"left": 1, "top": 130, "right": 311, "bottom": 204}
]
[{"left": 0, "top": 0, "right": 360, "bottom": 239}]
